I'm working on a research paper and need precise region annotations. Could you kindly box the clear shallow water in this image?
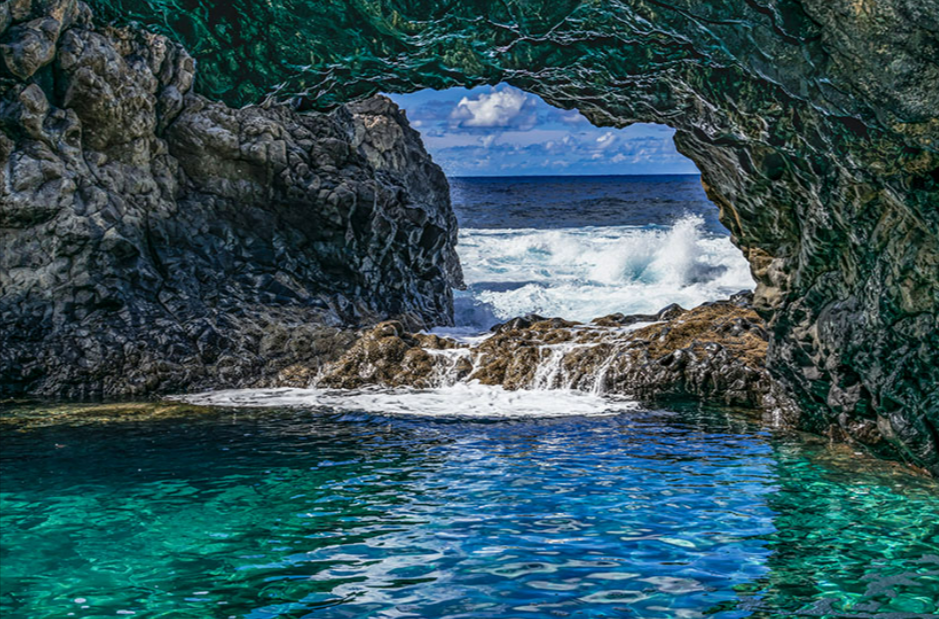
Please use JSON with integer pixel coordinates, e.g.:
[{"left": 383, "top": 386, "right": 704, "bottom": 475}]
[
  {"left": 2, "top": 403, "right": 937, "bottom": 618},
  {"left": 447, "top": 176, "right": 754, "bottom": 328}
]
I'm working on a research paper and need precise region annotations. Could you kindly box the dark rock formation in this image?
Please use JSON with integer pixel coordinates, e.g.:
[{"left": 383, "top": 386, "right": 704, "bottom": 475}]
[
  {"left": 3, "top": 0, "right": 938, "bottom": 473},
  {"left": 316, "top": 299, "right": 798, "bottom": 416},
  {"left": 84, "top": 0, "right": 939, "bottom": 474},
  {"left": 0, "top": 3, "right": 461, "bottom": 397}
]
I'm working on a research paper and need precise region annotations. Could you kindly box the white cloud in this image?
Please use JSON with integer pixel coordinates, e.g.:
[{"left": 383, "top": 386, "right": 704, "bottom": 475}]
[
  {"left": 451, "top": 87, "right": 534, "bottom": 128},
  {"left": 389, "top": 86, "right": 697, "bottom": 175},
  {"left": 596, "top": 131, "right": 617, "bottom": 149}
]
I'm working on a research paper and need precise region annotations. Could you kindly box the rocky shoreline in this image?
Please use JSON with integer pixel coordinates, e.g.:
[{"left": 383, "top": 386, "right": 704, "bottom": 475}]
[
  {"left": 307, "top": 294, "right": 798, "bottom": 416},
  {"left": 285, "top": 292, "right": 929, "bottom": 468}
]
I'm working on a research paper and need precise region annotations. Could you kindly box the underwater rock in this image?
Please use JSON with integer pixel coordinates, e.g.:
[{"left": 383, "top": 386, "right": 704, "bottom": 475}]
[
  {"left": 0, "top": 3, "right": 460, "bottom": 397},
  {"left": 316, "top": 299, "right": 798, "bottom": 415}
]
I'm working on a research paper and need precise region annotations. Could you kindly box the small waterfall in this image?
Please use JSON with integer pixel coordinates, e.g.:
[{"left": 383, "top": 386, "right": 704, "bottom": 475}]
[
  {"left": 425, "top": 348, "right": 474, "bottom": 388},
  {"left": 529, "top": 342, "right": 601, "bottom": 391},
  {"left": 590, "top": 348, "right": 619, "bottom": 396},
  {"left": 530, "top": 345, "right": 569, "bottom": 390},
  {"left": 414, "top": 329, "right": 629, "bottom": 396}
]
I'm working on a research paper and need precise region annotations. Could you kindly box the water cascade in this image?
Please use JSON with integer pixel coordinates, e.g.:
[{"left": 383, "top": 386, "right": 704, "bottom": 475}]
[{"left": 181, "top": 295, "right": 785, "bottom": 420}]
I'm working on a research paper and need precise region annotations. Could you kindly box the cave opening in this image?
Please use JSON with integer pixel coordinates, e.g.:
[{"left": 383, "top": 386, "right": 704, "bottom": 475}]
[{"left": 388, "top": 85, "right": 755, "bottom": 333}]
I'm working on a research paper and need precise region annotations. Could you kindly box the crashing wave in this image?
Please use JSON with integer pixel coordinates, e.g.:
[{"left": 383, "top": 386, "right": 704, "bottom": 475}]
[{"left": 455, "top": 215, "right": 754, "bottom": 328}]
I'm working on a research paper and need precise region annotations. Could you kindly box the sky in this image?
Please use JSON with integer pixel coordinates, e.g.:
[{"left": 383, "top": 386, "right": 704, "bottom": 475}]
[{"left": 387, "top": 85, "right": 699, "bottom": 177}]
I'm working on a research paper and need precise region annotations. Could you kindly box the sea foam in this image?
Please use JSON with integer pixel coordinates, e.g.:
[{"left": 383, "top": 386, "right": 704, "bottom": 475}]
[
  {"left": 174, "top": 385, "right": 640, "bottom": 419},
  {"left": 454, "top": 214, "right": 753, "bottom": 328}
]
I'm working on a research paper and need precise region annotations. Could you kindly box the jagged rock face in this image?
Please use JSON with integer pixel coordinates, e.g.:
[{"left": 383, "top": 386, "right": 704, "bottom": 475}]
[
  {"left": 315, "top": 298, "right": 799, "bottom": 416},
  {"left": 0, "top": 3, "right": 461, "bottom": 397},
  {"left": 79, "top": 0, "right": 939, "bottom": 473},
  {"left": 3, "top": 1, "right": 938, "bottom": 473}
]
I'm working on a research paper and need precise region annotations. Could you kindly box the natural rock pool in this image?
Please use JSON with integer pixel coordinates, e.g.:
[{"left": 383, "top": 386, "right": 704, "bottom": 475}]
[{"left": 2, "top": 402, "right": 937, "bottom": 618}]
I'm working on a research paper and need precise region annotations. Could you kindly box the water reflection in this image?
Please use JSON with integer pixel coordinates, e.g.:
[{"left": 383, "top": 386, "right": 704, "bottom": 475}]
[{"left": 1, "top": 403, "right": 936, "bottom": 618}]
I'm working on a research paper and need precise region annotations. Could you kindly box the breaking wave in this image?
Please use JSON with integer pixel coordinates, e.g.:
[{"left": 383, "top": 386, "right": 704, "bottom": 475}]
[{"left": 454, "top": 214, "right": 754, "bottom": 328}]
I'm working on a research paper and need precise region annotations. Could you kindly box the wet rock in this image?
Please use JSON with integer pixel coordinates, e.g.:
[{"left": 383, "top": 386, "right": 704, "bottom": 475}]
[
  {"left": 728, "top": 290, "right": 754, "bottom": 307},
  {"left": 314, "top": 298, "right": 800, "bottom": 415},
  {"left": 592, "top": 303, "right": 686, "bottom": 327},
  {"left": 317, "top": 321, "right": 470, "bottom": 389},
  {"left": 491, "top": 313, "right": 546, "bottom": 333}
]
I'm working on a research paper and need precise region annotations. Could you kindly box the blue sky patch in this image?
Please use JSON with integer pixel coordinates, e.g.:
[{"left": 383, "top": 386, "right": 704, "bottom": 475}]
[{"left": 387, "top": 85, "right": 699, "bottom": 177}]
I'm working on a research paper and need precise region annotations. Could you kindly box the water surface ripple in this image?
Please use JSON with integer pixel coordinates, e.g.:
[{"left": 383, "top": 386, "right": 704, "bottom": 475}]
[{"left": 1, "top": 404, "right": 937, "bottom": 618}]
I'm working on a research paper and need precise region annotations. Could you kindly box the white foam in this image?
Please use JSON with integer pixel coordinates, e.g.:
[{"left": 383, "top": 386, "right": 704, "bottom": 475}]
[
  {"left": 172, "top": 384, "right": 640, "bottom": 419},
  {"left": 457, "top": 215, "right": 753, "bottom": 327},
  {"left": 423, "top": 325, "right": 494, "bottom": 345}
]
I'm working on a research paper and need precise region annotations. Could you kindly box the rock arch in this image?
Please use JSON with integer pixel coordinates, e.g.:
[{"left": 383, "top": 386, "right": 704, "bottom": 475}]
[{"left": 2, "top": 0, "right": 937, "bottom": 471}]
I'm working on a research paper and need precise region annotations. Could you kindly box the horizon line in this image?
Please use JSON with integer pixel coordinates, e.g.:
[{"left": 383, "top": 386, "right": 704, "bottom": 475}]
[{"left": 449, "top": 172, "right": 701, "bottom": 179}]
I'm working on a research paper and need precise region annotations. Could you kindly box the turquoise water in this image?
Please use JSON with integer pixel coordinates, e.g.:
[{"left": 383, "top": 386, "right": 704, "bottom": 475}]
[{"left": 1, "top": 403, "right": 937, "bottom": 618}]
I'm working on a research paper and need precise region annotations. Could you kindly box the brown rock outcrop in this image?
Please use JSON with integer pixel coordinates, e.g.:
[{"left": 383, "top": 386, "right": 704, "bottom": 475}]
[{"left": 316, "top": 298, "right": 798, "bottom": 415}]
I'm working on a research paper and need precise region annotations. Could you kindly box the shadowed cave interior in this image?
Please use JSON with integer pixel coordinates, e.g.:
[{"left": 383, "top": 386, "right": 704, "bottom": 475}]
[{"left": 1, "top": 0, "right": 936, "bottom": 473}]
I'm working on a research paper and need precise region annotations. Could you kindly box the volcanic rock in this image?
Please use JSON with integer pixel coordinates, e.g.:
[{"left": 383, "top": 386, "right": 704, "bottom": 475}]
[
  {"left": 0, "top": 4, "right": 461, "bottom": 397},
  {"left": 315, "top": 299, "right": 798, "bottom": 415}
]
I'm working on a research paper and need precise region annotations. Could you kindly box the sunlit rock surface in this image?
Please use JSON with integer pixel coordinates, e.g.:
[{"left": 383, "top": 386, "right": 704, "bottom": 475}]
[
  {"left": 314, "top": 297, "right": 799, "bottom": 417},
  {"left": 2, "top": 0, "right": 938, "bottom": 472},
  {"left": 0, "top": 3, "right": 460, "bottom": 397}
]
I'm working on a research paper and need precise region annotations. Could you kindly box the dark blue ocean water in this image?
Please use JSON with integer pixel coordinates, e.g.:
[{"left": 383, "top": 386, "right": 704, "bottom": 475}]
[{"left": 449, "top": 175, "right": 726, "bottom": 232}]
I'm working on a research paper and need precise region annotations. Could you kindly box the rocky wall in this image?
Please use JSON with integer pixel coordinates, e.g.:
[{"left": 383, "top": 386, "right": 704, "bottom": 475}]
[{"left": 0, "top": 1, "right": 461, "bottom": 397}]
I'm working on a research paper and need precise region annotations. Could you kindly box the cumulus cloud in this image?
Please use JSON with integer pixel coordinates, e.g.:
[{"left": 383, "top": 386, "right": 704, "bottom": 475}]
[
  {"left": 451, "top": 87, "right": 537, "bottom": 129},
  {"left": 596, "top": 131, "right": 617, "bottom": 149},
  {"left": 388, "top": 87, "right": 698, "bottom": 175}
]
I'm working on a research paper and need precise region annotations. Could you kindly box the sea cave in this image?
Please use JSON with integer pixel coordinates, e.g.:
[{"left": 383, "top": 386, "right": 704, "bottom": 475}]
[{"left": 1, "top": 0, "right": 938, "bottom": 615}]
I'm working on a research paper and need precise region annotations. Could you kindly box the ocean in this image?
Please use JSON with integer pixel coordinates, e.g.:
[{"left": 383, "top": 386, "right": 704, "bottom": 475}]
[{"left": 446, "top": 175, "right": 754, "bottom": 330}]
